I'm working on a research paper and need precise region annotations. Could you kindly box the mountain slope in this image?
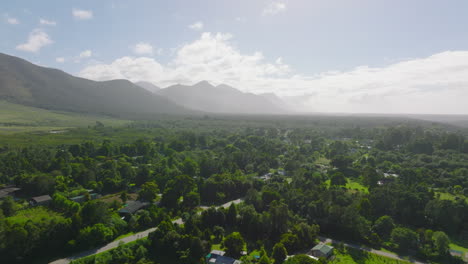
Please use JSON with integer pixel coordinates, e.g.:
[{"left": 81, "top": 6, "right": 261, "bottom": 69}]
[
  {"left": 159, "top": 81, "right": 288, "bottom": 114},
  {"left": 0, "top": 53, "right": 188, "bottom": 118},
  {"left": 136, "top": 81, "right": 161, "bottom": 93}
]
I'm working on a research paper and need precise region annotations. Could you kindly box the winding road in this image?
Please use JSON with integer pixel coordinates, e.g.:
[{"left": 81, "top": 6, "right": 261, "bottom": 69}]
[{"left": 49, "top": 199, "right": 243, "bottom": 264}]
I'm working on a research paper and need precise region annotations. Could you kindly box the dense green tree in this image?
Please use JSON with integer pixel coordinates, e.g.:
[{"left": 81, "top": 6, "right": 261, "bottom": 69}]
[
  {"left": 222, "top": 232, "right": 245, "bottom": 259},
  {"left": 372, "top": 215, "right": 395, "bottom": 240},
  {"left": 432, "top": 231, "right": 450, "bottom": 255},
  {"left": 138, "top": 182, "right": 159, "bottom": 202},
  {"left": 391, "top": 227, "right": 418, "bottom": 251},
  {"left": 272, "top": 242, "right": 288, "bottom": 264}
]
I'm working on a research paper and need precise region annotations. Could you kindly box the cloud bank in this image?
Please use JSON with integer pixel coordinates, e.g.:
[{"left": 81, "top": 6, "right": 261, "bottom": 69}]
[{"left": 79, "top": 32, "right": 468, "bottom": 114}]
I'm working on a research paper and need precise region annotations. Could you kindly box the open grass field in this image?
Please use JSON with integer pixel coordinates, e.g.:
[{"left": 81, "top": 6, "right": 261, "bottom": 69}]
[
  {"left": 5, "top": 207, "right": 64, "bottom": 225},
  {"left": 325, "top": 178, "right": 369, "bottom": 194},
  {"left": 330, "top": 247, "right": 408, "bottom": 264},
  {"left": 0, "top": 101, "right": 129, "bottom": 134}
]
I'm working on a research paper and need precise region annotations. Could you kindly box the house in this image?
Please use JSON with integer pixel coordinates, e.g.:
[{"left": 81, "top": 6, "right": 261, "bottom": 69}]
[
  {"left": 29, "top": 195, "right": 52, "bottom": 206},
  {"left": 310, "top": 243, "right": 334, "bottom": 258},
  {"left": 69, "top": 193, "right": 101, "bottom": 203},
  {"left": 205, "top": 250, "right": 242, "bottom": 264},
  {"left": 118, "top": 200, "right": 149, "bottom": 218},
  {"left": 0, "top": 186, "right": 21, "bottom": 199}
]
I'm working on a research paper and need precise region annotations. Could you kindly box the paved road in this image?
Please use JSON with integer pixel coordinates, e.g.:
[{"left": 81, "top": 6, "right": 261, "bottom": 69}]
[
  {"left": 49, "top": 199, "right": 243, "bottom": 264},
  {"left": 318, "top": 236, "right": 427, "bottom": 264}
]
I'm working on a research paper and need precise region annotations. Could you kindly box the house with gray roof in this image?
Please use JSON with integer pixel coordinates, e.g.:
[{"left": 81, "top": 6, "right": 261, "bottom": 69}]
[
  {"left": 310, "top": 243, "right": 334, "bottom": 258},
  {"left": 29, "top": 195, "right": 52, "bottom": 206}
]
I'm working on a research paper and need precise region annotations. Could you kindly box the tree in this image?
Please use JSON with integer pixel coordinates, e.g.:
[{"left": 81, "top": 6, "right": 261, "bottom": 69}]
[
  {"left": 226, "top": 203, "right": 238, "bottom": 227},
  {"left": 372, "top": 215, "right": 395, "bottom": 240},
  {"left": 272, "top": 243, "right": 288, "bottom": 264},
  {"left": 222, "top": 232, "right": 245, "bottom": 259},
  {"left": 330, "top": 171, "right": 346, "bottom": 186},
  {"left": 138, "top": 181, "right": 159, "bottom": 202},
  {"left": 213, "top": 226, "right": 225, "bottom": 242},
  {"left": 182, "top": 191, "right": 200, "bottom": 209},
  {"left": 1, "top": 197, "right": 16, "bottom": 217},
  {"left": 78, "top": 223, "right": 114, "bottom": 247},
  {"left": 258, "top": 254, "right": 272, "bottom": 264},
  {"left": 81, "top": 200, "right": 110, "bottom": 226},
  {"left": 390, "top": 227, "right": 418, "bottom": 251},
  {"left": 432, "top": 231, "right": 450, "bottom": 255},
  {"left": 120, "top": 191, "right": 128, "bottom": 203}
]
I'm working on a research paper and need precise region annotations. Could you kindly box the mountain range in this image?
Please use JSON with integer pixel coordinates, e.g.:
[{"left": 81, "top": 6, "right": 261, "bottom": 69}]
[
  {"left": 0, "top": 53, "right": 289, "bottom": 118},
  {"left": 149, "top": 81, "right": 288, "bottom": 114}
]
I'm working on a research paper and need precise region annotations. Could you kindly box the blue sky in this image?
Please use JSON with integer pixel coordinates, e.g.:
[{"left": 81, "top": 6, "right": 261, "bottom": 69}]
[{"left": 2, "top": 0, "right": 468, "bottom": 114}]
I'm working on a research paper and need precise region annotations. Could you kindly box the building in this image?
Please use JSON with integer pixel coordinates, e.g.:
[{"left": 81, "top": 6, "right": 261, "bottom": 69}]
[
  {"left": 29, "top": 195, "right": 52, "bottom": 206},
  {"left": 118, "top": 200, "right": 149, "bottom": 218},
  {"left": 205, "top": 250, "right": 241, "bottom": 264},
  {"left": 69, "top": 193, "right": 101, "bottom": 203},
  {"left": 0, "top": 186, "right": 21, "bottom": 199},
  {"left": 310, "top": 243, "right": 334, "bottom": 258}
]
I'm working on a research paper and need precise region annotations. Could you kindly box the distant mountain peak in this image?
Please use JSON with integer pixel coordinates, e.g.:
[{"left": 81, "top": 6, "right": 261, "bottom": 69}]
[
  {"left": 159, "top": 81, "right": 290, "bottom": 114},
  {"left": 193, "top": 80, "right": 214, "bottom": 87}
]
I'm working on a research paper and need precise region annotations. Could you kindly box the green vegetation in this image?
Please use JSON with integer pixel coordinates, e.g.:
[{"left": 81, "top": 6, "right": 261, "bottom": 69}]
[
  {"left": 4, "top": 207, "right": 63, "bottom": 225},
  {"left": 435, "top": 191, "right": 468, "bottom": 203},
  {"left": 0, "top": 116, "right": 467, "bottom": 264},
  {"left": 331, "top": 247, "right": 408, "bottom": 264},
  {"left": 0, "top": 101, "right": 128, "bottom": 133}
]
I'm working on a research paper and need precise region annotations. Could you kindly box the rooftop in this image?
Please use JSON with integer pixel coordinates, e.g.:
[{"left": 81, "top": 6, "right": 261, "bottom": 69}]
[
  {"left": 31, "top": 195, "right": 52, "bottom": 203},
  {"left": 118, "top": 200, "right": 149, "bottom": 214},
  {"left": 0, "top": 187, "right": 21, "bottom": 199},
  {"left": 312, "top": 243, "right": 334, "bottom": 255}
]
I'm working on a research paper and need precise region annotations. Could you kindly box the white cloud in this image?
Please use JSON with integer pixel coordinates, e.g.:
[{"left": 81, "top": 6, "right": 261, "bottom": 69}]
[
  {"left": 72, "top": 8, "right": 93, "bottom": 20},
  {"left": 56, "top": 57, "right": 65, "bottom": 63},
  {"left": 79, "top": 50, "right": 92, "bottom": 58},
  {"left": 132, "top": 42, "right": 154, "bottom": 55},
  {"left": 79, "top": 32, "right": 468, "bottom": 114},
  {"left": 16, "top": 29, "right": 53, "bottom": 53},
  {"left": 4, "top": 14, "right": 19, "bottom": 25},
  {"left": 262, "top": 1, "right": 286, "bottom": 16},
  {"left": 188, "top": 21, "right": 204, "bottom": 31},
  {"left": 40, "top": 18, "right": 57, "bottom": 26}
]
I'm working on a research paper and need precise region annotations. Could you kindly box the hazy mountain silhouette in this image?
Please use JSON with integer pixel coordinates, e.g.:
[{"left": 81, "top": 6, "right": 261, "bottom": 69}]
[
  {"left": 159, "top": 81, "right": 289, "bottom": 114},
  {"left": 0, "top": 53, "right": 189, "bottom": 118},
  {"left": 136, "top": 81, "right": 161, "bottom": 93}
]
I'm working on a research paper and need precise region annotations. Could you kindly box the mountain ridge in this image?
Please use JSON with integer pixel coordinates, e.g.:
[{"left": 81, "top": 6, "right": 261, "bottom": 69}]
[
  {"left": 0, "top": 53, "right": 190, "bottom": 119},
  {"left": 150, "top": 80, "right": 290, "bottom": 114}
]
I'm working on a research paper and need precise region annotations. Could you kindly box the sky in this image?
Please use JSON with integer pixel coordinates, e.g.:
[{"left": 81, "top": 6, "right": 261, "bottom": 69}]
[{"left": 2, "top": 0, "right": 468, "bottom": 114}]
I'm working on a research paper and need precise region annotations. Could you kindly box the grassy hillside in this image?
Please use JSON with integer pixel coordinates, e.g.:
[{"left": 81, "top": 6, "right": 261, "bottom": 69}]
[{"left": 0, "top": 101, "right": 128, "bottom": 134}]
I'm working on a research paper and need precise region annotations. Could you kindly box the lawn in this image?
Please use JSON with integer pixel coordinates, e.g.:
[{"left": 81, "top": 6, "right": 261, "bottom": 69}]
[
  {"left": 5, "top": 207, "right": 64, "bottom": 225},
  {"left": 325, "top": 178, "right": 369, "bottom": 194},
  {"left": 449, "top": 237, "right": 468, "bottom": 258},
  {"left": 330, "top": 247, "right": 408, "bottom": 264},
  {"left": 435, "top": 191, "right": 468, "bottom": 203}
]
